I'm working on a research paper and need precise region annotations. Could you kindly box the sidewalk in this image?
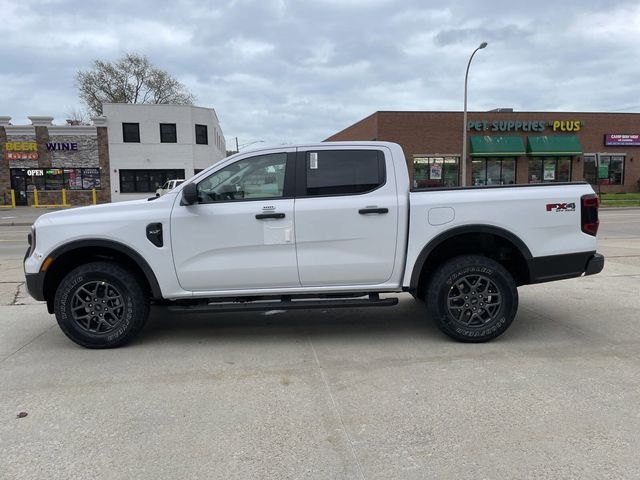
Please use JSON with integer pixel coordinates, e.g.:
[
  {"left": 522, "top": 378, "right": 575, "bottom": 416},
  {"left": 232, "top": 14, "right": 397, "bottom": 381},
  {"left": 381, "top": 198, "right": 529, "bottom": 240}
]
[{"left": 0, "top": 207, "right": 65, "bottom": 226}]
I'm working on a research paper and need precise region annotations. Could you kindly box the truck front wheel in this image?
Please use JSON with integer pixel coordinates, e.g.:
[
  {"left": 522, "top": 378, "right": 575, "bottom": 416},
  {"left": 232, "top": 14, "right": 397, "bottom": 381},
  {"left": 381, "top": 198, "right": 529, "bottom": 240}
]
[
  {"left": 53, "top": 261, "right": 149, "bottom": 348},
  {"left": 426, "top": 255, "right": 518, "bottom": 342}
]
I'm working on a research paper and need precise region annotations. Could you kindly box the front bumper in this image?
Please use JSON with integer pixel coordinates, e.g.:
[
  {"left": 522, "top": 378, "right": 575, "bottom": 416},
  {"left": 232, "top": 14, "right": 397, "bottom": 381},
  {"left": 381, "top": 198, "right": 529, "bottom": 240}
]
[{"left": 25, "top": 271, "right": 46, "bottom": 301}]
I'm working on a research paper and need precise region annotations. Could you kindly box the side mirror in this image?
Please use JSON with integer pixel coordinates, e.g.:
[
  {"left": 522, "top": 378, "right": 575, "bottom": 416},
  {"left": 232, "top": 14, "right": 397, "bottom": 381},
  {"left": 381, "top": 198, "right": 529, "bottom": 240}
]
[{"left": 181, "top": 183, "right": 198, "bottom": 205}]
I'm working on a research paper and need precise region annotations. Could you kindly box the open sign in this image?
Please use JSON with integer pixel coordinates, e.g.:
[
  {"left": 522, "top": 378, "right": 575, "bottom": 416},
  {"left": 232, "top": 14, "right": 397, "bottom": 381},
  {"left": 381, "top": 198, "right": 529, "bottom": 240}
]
[{"left": 27, "top": 169, "right": 44, "bottom": 177}]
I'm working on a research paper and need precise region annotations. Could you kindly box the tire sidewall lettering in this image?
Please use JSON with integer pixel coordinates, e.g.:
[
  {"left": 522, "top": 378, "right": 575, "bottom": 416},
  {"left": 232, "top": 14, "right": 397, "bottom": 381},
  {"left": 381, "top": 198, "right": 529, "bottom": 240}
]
[
  {"left": 61, "top": 273, "right": 133, "bottom": 340},
  {"left": 427, "top": 255, "right": 518, "bottom": 342}
]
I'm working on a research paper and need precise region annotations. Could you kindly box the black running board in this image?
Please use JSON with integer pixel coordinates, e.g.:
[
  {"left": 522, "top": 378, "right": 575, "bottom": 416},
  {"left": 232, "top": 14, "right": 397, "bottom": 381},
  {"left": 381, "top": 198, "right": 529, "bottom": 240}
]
[{"left": 167, "top": 294, "right": 398, "bottom": 314}]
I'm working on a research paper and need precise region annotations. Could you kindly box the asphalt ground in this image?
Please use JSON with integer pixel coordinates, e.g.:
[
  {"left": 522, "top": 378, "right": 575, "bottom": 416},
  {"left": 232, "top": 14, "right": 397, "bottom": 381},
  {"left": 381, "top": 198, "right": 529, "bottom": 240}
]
[{"left": 0, "top": 209, "right": 639, "bottom": 479}]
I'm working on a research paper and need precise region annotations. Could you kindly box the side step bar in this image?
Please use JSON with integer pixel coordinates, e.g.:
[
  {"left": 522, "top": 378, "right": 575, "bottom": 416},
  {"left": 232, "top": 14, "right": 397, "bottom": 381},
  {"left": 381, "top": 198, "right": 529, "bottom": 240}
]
[{"left": 167, "top": 294, "right": 399, "bottom": 314}]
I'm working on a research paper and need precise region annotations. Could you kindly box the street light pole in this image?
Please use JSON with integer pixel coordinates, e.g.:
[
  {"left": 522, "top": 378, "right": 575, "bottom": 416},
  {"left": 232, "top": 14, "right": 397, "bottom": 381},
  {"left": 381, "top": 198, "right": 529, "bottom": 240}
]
[{"left": 461, "top": 41, "right": 488, "bottom": 187}]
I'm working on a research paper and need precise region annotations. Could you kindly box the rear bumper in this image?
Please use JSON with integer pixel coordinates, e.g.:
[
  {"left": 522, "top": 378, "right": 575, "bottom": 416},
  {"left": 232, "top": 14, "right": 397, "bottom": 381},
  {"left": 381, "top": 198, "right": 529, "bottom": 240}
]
[
  {"left": 585, "top": 253, "right": 605, "bottom": 276},
  {"left": 528, "top": 251, "right": 604, "bottom": 284}
]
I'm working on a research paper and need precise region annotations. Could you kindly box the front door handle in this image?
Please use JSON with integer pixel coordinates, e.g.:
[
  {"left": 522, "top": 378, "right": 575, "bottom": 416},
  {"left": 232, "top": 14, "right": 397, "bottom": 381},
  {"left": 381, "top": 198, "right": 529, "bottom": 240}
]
[
  {"left": 359, "top": 208, "right": 388, "bottom": 215},
  {"left": 255, "top": 213, "right": 286, "bottom": 220}
]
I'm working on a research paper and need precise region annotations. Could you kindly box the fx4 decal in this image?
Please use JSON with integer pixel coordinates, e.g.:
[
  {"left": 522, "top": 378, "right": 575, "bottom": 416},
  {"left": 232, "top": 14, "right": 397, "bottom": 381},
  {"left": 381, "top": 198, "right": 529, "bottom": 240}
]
[{"left": 546, "top": 202, "right": 576, "bottom": 212}]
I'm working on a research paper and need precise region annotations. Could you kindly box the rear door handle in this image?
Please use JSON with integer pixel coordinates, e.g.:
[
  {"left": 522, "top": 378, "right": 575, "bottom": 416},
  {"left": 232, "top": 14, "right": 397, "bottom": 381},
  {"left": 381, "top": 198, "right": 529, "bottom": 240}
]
[
  {"left": 359, "top": 208, "right": 388, "bottom": 215},
  {"left": 255, "top": 213, "right": 286, "bottom": 219}
]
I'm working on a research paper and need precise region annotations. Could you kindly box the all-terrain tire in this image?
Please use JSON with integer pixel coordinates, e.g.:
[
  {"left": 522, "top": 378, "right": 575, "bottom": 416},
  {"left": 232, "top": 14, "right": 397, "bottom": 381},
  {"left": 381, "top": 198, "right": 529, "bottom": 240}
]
[
  {"left": 54, "top": 261, "right": 149, "bottom": 348},
  {"left": 426, "top": 255, "right": 518, "bottom": 342}
]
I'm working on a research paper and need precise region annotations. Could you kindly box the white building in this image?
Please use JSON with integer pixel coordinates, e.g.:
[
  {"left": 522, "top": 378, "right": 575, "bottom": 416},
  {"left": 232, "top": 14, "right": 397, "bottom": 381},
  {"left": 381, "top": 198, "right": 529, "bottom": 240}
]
[{"left": 102, "top": 103, "right": 226, "bottom": 202}]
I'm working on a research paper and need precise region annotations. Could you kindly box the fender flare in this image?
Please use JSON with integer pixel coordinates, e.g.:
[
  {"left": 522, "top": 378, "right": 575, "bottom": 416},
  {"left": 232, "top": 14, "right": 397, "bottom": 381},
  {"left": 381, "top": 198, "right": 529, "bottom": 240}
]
[
  {"left": 45, "top": 239, "right": 163, "bottom": 299},
  {"left": 409, "top": 224, "right": 533, "bottom": 291}
]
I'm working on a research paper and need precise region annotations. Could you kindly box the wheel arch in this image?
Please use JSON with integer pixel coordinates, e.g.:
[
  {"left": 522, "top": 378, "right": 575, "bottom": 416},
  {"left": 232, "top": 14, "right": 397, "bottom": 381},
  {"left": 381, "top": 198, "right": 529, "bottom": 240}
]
[
  {"left": 410, "top": 225, "right": 533, "bottom": 299},
  {"left": 42, "top": 239, "right": 163, "bottom": 312}
]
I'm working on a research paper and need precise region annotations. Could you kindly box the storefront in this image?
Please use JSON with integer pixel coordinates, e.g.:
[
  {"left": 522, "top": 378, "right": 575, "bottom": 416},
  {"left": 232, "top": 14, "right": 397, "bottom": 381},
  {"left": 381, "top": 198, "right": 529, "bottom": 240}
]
[
  {"left": 326, "top": 111, "right": 640, "bottom": 193},
  {"left": 1, "top": 104, "right": 226, "bottom": 206},
  {"left": 0, "top": 116, "right": 111, "bottom": 206}
]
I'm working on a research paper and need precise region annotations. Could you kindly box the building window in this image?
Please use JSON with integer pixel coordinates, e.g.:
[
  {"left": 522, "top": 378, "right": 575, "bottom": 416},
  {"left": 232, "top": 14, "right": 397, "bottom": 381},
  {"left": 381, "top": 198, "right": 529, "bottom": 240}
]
[
  {"left": 598, "top": 155, "right": 625, "bottom": 185},
  {"left": 195, "top": 124, "right": 208, "bottom": 145},
  {"left": 122, "top": 123, "right": 140, "bottom": 143},
  {"left": 528, "top": 157, "right": 572, "bottom": 183},
  {"left": 160, "top": 123, "right": 177, "bottom": 143},
  {"left": 472, "top": 157, "right": 516, "bottom": 186},
  {"left": 583, "top": 154, "right": 597, "bottom": 185},
  {"left": 304, "top": 150, "right": 385, "bottom": 196},
  {"left": 119, "top": 169, "right": 185, "bottom": 193},
  {"left": 412, "top": 156, "right": 459, "bottom": 188}
]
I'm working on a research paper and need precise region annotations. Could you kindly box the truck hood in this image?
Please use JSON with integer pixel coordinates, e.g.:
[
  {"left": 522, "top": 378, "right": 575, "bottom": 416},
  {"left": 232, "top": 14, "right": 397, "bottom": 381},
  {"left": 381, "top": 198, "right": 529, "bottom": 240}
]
[{"left": 34, "top": 194, "right": 176, "bottom": 229}]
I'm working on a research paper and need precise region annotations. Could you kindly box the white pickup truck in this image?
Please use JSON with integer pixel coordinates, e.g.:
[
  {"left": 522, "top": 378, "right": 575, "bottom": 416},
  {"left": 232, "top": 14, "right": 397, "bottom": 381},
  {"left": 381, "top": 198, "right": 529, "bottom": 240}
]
[
  {"left": 25, "top": 142, "right": 604, "bottom": 348},
  {"left": 155, "top": 179, "right": 184, "bottom": 197}
]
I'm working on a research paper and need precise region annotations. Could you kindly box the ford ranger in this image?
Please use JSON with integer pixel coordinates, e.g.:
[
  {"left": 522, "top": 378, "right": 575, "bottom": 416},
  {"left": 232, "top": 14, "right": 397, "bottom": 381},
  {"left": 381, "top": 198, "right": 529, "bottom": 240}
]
[{"left": 24, "top": 142, "right": 604, "bottom": 348}]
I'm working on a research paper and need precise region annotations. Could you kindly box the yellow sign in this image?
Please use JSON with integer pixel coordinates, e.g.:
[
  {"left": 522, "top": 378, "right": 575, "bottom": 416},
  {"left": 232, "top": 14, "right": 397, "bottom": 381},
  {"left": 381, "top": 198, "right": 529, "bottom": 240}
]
[
  {"left": 5, "top": 142, "right": 37, "bottom": 151},
  {"left": 552, "top": 120, "right": 581, "bottom": 132},
  {"left": 4, "top": 142, "right": 39, "bottom": 160}
]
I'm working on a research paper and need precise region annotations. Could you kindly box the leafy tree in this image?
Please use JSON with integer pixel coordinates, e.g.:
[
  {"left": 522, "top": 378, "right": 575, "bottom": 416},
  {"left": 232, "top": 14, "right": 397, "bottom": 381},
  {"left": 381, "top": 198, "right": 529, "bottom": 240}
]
[{"left": 76, "top": 53, "right": 195, "bottom": 115}]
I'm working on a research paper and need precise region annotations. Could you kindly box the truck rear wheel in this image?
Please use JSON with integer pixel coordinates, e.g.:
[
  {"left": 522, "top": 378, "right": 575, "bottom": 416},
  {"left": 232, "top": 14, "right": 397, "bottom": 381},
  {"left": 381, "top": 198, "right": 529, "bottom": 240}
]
[
  {"left": 53, "top": 262, "right": 149, "bottom": 348},
  {"left": 426, "top": 255, "right": 518, "bottom": 342}
]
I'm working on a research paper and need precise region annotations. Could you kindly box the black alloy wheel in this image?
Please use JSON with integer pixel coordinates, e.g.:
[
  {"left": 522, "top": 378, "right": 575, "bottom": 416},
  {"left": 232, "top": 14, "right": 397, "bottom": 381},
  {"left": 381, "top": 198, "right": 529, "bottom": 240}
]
[
  {"left": 426, "top": 255, "right": 518, "bottom": 342},
  {"left": 54, "top": 262, "right": 149, "bottom": 348}
]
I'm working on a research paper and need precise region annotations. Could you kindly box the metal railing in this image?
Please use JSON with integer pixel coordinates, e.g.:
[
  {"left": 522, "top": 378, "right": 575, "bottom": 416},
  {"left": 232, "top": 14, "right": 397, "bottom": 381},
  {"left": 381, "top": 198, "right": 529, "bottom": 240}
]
[{"left": 30, "top": 188, "right": 98, "bottom": 208}]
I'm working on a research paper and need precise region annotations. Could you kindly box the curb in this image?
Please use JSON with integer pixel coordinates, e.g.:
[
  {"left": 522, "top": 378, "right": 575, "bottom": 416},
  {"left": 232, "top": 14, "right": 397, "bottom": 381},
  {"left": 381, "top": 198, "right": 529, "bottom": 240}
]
[
  {"left": 600, "top": 206, "right": 640, "bottom": 211},
  {"left": 0, "top": 222, "right": 34, "bottom": 227}
]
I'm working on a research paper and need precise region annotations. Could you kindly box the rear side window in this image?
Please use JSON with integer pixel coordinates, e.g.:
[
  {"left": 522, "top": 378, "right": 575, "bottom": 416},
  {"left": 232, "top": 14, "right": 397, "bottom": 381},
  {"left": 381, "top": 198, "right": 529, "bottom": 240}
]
[{"left": 304, "top": 150, "right": 385, "bottom": 196}]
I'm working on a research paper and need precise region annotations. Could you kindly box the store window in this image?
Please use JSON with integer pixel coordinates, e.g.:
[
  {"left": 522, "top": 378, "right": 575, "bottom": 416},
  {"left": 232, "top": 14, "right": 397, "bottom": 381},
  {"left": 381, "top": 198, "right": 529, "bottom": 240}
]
[
  {"left": 119, "top": 169, "right": 185, "bottom": 193},
  {"left": 412, "top": 156, "right": 459, "bottom": 188},
  {"left": 471, "top": 157, "right": 516, "bottom": 186},
  {"left": 82, "top": 169, "right": 102, "bottom": 189},
  {"left": 195, "top": 124, "right": 208, "bottom": 145},
  {"left": 528, "top": 157, "right": 572, "bottom": 183},
  {"left": 122, "top": 123, "right": 140, "bottom": 143},
  {"left": 160, "top": 123, "right": 177, "bottom": 143},
  {"left": 11, "top": 168, "right": 101, "bottom": 191},
  {"left": 583, "top": 154, "right": 597, "bottom": 185},
  {"left": 598, "top": 155, "right": 625, "bottom": 185}
]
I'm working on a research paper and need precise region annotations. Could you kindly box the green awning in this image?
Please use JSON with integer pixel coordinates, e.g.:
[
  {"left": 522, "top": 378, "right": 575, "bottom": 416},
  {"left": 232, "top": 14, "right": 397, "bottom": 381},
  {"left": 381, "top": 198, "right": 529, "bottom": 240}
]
[
  {"left": 526, "top": 135, "right": 582, "bottom": 156},
  {"left": 469, "top": 136, "right": 526, "bottom": 156}
]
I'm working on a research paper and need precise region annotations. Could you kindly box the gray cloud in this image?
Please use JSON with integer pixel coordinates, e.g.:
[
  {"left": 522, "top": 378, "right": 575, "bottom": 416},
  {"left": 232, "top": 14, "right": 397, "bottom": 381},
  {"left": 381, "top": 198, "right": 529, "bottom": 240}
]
[{"left": 1, "top": 0, "right": 639, "bottom": 147}]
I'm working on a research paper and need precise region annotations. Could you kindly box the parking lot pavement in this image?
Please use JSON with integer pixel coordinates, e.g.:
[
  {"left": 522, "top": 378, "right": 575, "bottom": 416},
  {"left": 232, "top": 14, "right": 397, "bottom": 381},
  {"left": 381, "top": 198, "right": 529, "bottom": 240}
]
[{"left": 1, "top": 210, "right": 639, "bottom": 479}]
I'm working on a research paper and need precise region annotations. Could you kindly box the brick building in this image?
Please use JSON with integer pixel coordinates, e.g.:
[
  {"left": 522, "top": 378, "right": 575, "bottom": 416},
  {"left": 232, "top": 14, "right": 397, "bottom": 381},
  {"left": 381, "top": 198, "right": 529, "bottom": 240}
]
[
  {"left": 0, "top": 104, "right": 226, "bottom": 206},
  {"left": 0, "top": 116, "right": 110, "bottom": 206},
  {"left": 326, "top": 111, "right": 640, "bottom": 193}
]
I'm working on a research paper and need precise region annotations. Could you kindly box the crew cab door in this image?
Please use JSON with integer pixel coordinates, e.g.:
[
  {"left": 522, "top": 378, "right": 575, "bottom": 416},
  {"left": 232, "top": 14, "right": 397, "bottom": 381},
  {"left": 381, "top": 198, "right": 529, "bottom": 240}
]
[
  {"left": 294, "top": 146, "right": 399, "bottom": 286},
  {"left": 170, "top": 150, "right": 299, "bottom": 291}
]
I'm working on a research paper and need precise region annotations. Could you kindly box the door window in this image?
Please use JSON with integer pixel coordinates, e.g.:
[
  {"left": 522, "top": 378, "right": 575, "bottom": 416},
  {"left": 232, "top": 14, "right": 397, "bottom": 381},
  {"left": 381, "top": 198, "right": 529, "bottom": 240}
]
[
  {"left": 303, "top": 150, "right": 385, "bottom": 196},
  {"left": 197, "top": 153, "right": 288, "bottom": 203}
]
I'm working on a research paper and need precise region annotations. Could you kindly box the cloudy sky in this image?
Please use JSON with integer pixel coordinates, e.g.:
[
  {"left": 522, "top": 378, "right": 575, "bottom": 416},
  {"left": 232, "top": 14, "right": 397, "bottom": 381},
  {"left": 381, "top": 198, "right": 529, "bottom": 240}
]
[{"left": 2, "top": 0, "right": 639, "bottom": 147}]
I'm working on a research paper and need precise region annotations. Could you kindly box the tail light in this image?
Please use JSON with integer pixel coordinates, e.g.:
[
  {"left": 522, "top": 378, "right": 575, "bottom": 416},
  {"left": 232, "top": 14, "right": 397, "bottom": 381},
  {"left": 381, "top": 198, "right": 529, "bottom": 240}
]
[{"left": 581, "top": 194, "right": 599, "bottom": 236}]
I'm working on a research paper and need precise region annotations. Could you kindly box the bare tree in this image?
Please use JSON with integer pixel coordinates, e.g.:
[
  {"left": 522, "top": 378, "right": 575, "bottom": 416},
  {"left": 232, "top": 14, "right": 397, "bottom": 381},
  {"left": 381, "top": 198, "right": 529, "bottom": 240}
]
[
  {"left": 76, "top": 53, "right": 195, "bottom": 115},
  {"left": 65, "top": 107, "right": 90, "bottom": 125}
]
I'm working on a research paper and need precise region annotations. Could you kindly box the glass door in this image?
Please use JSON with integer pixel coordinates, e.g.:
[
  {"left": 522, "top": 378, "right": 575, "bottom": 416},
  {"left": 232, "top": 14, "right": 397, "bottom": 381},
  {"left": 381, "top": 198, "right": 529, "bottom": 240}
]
[{"left": 10, "top": 169, "right": 28, "bottom": 206}]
